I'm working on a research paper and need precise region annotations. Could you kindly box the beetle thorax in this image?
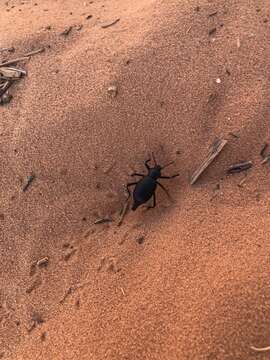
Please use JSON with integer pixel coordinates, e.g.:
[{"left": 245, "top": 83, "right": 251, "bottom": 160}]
[{"left": 149, "top": 166, "right": 161, "bottom": 180}]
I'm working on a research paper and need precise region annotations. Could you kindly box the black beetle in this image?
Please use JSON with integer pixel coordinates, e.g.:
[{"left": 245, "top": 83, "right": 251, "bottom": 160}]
[{"left": 126, "top": 153, "right": 179, "bottom": 211}]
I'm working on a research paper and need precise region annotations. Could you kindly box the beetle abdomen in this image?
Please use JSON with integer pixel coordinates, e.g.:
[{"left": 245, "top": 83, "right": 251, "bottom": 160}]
[{"left": 132, "top": 177, "right": 156, "bottom": 207}]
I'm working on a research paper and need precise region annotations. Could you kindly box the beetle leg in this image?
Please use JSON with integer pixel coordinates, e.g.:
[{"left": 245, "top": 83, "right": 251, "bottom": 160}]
[
  {"left": 144, "top": 159, "right": 151, "bottom": 170},
  {"left": 126, "top": 182, "right": 137, "bottom": 199},
  {"left": 159, "top": 174, "right": 179, "bottom": 179},
  {"left": 156, "top": 181, "right": 172, "bottom": 200},
  {"left": 130, "top": 173, "right": 144, "bottom": 177}
]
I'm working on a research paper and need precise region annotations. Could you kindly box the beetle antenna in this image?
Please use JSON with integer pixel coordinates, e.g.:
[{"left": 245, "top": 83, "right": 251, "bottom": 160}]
[
  {"left": 152, "top": 152, "right": 157, "bottom": 166},
  {"left": 161, "top": 161, "right": 175, "bottom": 169}
]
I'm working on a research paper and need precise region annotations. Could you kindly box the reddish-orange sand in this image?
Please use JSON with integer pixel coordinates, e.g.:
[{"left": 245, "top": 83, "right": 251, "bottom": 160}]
[{"left": 1, "top": 0, "right": 270, "bottom": 359}]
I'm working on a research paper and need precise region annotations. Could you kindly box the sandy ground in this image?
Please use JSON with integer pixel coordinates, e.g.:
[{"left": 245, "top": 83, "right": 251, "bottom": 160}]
[{"left": 1, "top": 0, "right": 270, "bottom": 359}]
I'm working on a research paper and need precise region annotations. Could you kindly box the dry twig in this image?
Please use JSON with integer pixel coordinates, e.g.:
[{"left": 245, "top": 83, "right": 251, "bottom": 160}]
[{"left": 190, "top": 139, "right": 227, "bottom": 185}]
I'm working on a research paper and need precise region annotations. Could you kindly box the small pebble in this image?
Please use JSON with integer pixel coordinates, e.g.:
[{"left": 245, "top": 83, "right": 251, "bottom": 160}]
[
  {"left": 37, "top": 257, "right": 49, "bottom": 268},
  {"left": 107, "top": 84, "right": 118, "bottom": 97}
]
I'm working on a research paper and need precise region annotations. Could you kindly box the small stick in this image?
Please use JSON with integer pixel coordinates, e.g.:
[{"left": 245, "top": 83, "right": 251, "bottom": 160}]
[
  {"left": 0, "top": 47, "right": 15, "bottom": 53},
  {"left": 186, "top": 26, "right": 192, "bottom": 34},
  {"left": 190, "top": 139, "right": 227, "bottom": 185},
  {"left": 101, "top": 18, "right": 120, "bottom": 29},
  {"left": 0, "top": 56, "right": 29, "bottom": 67},
  {"left": 228, "top": 132, "right": 240, "bottom": 139},
  {"left": 120, "top": 287, "right": 125, "bottom": 296},
  {"left": 0, "top": 48, "right": 44, "bottom": 67},
  {"left": 260, "top": 143, "right": 268, "bottom": 158},
  {"left": 208, "top": 11, "right": 218, "bottom": 17},
  {"left": 94, "top": 217, "right": 112, "bottom": 225},
  {"left": 60, "top": 26, "right": 73, "bottom": 36},
  {"left": 22, "top": 174, "right": 35, "bottom": 192},
  {"left": 237, "top": 175, "right": 247, "bottom": 187},
  {"left": 260, "top": 143, "right": 270, "bottom": 164},
  {"left": 37, "top": 257, "right": 49, "bottom": 268},
  {"left": 251, "top": 345, "right": 270, "bottom": 352},
  {"left": 24, "top": 47, "right": 45, "bottom": 57},
  {"left": 60, "top": 287, "right": 73, "bottom": 304},
  {"left": 261, "top": 155, "right": 270, "bottom": 164},
  {"left": 117, "top": 201, "right": 129, "bottom": 226},
  {"left": 227, "top": 161, "right": 252, "bottom": 174}
]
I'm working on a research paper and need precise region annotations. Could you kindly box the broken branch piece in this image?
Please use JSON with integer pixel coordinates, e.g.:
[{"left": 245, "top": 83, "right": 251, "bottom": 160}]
[
  {"left": 190, "top": 139, "right": 227, "bottom": 185},
  {"left": 227, "top": 161, "right": 253, "bottom": 174}
]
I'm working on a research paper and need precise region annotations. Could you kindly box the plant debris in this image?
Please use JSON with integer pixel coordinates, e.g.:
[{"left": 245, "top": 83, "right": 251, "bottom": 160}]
[
  {"left": 101, "top": 18, "right": 120, "bottom": 29},
  {"left": 60, "top": 26, "right": 73, "bottom": 36},
  {"left": 30, "top": 257, "right": 48, "bottom": 276},
  {"left": 209, "top": 27, "right": 217, "bottom": 36},
  {"left": 208, "top": 11, "right": 218, "bottom": 17},
  {"left": 260, "top": 143, "right": 268, "bottom": 158},
  {"left": 37, "top": 257, "right": 49, "bottom": 268},
  {"left": 237, "top": 174, "right": 247, "bottom": 187},
  {"left": 60, "top": 287, "right": 73, "bottom": 304},
  {"left": 261, "top": 156, "right": 270, "bottom": 164},
  {"left": 228, "top": 131, "right": 240, "bottom": 139},
  {"left": 0, "top": 62, "right": 27, "bottom": 104},
  {"left": 0, "top": 56, "right": 29, "bottom": 67},
  {"left": 94, "top": 217, "right": 112, "bottom": 225},
  {"left": 260, "top": 143, "right": 270, "bottom": 164},
  {"left": 251, "top": 345, "right": 270, "bottom": 352},
  {"left": 0, "top": 47, "right": 15, "bottom": 53},
  {"left": 117, "top": 201, "right": 129, "bottom": 226},
  {"left": 22, "top": 174, "right": 36, "bottom": 192},
  {"left": 24, "top": 47, "right": 45, "bottom": 57},
  {"left": 28, "top": 311, "right": 44, "bottom": 333},
  {"left": 0, "top": 66, "right": 26, "bottom": 79},
  {"left": 190, "top": 139, "right": 227, "bottom": 185},
  {"left": 227, "top": 161, "right": 253, "bottom": 174}
]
